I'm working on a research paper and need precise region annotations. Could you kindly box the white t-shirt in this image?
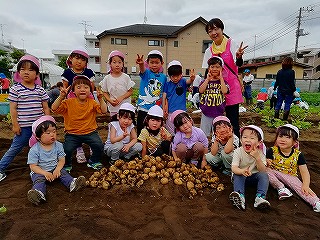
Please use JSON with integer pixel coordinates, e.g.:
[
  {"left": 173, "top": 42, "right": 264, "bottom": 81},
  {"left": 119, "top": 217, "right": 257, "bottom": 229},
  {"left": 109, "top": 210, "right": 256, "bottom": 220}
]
[
  {"left": 99, "top": 73, "right": 135, "bottom": 115},
  {"left": 202, "top": 39, "right": 239, "bottom": 69},
  {"left": 232, "top": 147, "right": 266, "bottom": 174},
  {"left": 243, "top": 74, "right": 254, "bottom": 84}
]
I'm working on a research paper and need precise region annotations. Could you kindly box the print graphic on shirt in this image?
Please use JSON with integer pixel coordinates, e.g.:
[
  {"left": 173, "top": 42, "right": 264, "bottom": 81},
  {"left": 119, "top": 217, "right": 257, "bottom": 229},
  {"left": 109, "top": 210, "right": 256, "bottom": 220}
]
[
  {"left": 199, "top": 83, "right": 225, "bottom": 106},
  {"left": 139, "top": 78, "right": 163, "bottom": 106}
]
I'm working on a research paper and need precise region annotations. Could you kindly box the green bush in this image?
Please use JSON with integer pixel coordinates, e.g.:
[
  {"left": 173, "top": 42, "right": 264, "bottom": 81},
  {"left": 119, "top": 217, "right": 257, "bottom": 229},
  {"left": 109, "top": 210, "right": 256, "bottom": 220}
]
[{"left": 300, "top": 93, "right": 320, "bottom": 106}]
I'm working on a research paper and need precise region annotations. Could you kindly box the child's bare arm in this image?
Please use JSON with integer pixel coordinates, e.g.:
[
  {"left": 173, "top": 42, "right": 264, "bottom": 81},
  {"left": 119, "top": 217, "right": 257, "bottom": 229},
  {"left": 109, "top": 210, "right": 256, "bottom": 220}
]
[
  {"left": 136, "top": 54, "right": 145, "bottom": 74},
  {"left": 96, "top": 88, "right": 108, "bottom": 114},
  {"left": 51, "top": 86, "right": 69, "bottom": 111},
  {"left": 141, "top": 141, "right": 147, "bottom": 157},
  {"left": 117, "top": 88, "right": 133, "bottom": 104},
  {"left": 10, "top": 102, "right": 20, "bottom": 135},
  {"left": 42, "top": 101, "right": 50, "bottom": 115},
  {"left": 299, "top": 164, "right": 315, "bottom": 196}
]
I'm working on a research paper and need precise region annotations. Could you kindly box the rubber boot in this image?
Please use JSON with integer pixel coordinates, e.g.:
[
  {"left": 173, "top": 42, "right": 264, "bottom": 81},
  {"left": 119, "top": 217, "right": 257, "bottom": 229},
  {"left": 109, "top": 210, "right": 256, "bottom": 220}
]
[
  {"left": 274, "top": 110, "right": 280, "bottom": 119},
  {"left": 283, "top": 111, "right": 290, "bottom": 121}
]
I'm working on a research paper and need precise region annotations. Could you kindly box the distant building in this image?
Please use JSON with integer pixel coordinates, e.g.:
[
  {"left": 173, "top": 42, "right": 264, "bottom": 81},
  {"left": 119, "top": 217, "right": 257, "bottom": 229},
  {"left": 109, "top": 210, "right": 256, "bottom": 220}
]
[
  {"left": 97, "top": 16, "right": 211, "bottom": 75},
  {"left": 52, "top": 33, "right": 101, "bottom": 73},
  {"left": 244, "top": 48, "right": 319, "bottom": 79}
]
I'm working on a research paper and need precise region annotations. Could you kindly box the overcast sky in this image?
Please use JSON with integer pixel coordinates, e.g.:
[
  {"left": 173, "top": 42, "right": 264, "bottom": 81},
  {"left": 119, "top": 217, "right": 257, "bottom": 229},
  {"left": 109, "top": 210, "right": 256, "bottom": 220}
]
[{"left": 0, "top": 0, "right": 319, "bottom": 60}]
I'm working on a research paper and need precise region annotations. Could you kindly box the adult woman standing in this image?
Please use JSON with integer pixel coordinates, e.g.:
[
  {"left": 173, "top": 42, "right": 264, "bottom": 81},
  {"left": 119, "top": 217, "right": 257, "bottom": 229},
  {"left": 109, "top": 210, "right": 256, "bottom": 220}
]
[{"left": 202, "top": 18, "right": 247, "bottom": 137}]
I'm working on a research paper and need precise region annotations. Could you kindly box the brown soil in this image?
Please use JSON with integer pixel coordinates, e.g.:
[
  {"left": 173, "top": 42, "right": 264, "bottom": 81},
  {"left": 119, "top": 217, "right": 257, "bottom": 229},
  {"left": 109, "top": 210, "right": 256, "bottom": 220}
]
[{"left": 1, "top": 112, "right": 320, "bottom": 240}]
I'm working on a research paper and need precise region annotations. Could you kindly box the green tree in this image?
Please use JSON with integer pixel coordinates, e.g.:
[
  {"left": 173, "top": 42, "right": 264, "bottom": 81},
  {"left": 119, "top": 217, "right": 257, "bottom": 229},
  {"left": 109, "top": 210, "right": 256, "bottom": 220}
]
[
  {"left": 10, "top": 49, "right": 25, "bottom": 63},
  {"left": 58, "top": 56, "right": 68, "bottom": 69}
]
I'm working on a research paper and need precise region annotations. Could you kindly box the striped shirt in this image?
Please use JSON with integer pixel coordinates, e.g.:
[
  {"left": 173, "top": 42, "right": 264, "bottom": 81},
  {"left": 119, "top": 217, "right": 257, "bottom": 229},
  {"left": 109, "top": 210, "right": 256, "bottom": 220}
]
[{"left": 8, "top": 83, "right": 49, "bottom": 127}]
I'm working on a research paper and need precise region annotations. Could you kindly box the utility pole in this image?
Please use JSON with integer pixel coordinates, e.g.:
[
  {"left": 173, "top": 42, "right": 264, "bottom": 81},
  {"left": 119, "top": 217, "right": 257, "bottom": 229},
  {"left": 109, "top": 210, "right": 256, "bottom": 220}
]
[
  {"left": 79, "top": 20, "right": 92, "bottom": 36},
  {"left": 294, "top": 6, "right": 311, "bottom": 61},
  {"left": 0, "top": 24, "right": 5, "bottom": 44},
  {"left": 143, "top": 0, "right": 148, "bottom": 24}
]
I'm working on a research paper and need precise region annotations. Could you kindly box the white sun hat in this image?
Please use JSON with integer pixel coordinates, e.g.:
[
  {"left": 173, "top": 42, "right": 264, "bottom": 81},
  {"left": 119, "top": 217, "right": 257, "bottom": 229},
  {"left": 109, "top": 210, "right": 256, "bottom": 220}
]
[
  {"left": 281, "top": 124, "right": 299, "bottom": 138},
  {"left": 147, "top": 105, "right": 163, "bottom": 118},
  {"left": 119, "top": 103, "right": 136, "bottom": 113},
  {"left": 167, "top": 60, "right": 182, "bottom": 69},
  {"left": 148, "top": 50, "right": 163, "bottom": 58}
]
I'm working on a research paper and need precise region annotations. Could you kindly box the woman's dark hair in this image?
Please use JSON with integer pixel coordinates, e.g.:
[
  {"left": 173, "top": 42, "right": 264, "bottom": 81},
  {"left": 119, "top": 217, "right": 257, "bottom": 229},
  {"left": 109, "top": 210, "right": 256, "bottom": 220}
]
[
  {"left": 282, "top": 57, "right": 293, "bottom": 69},
  {"left": 205, "top": 18, "right": 224, "bottom": 33},
  {"left": 173, "top": 112, "right": 192, "bottom": 129},
  {"left": 70, "top": 53, "right": 88, "bottom": 63},
  {"left": 17, "top": 60, "right": 39, "bottom": 74},
  {"left": 109, "top": 55, "right": 124, "bottom": 64},
  {"left": 275, "top": 126, "right": 298, "bottom": 142},
  {"left": 207, "top": 57, "right": 223, "bottom": 67},
  {"left": 35, "top": 120, "right": 56, "bottom": 138},
  {"left": 213, "top": 120, "right": 232, "bottom": 133},
  {"left": 147, "top": 54, "right": 163, "bottom": 63},
  {"left": 71, "top": 76, "right": 93, "bottom": 92},
  {"left": 168, "top": 65, "right": 182, "bottom": 76},
  {"left": 118, "top": 109, "right": 137, "bottom": 126}
]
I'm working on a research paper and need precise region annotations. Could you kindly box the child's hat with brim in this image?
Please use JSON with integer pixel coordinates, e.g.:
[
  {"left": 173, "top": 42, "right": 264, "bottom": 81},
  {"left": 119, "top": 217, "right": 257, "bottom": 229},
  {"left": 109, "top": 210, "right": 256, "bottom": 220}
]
[
  {"left": 13, "top": 55, "right": 42, "bottom": 86},
  {"left": 29, "top": 115, "right": 56, "bottom": 147},
  {"left": 279, "top": 124, "right": 299, "bottom": 138},
  {"left": 212, "top": 116, "right": 230, "bottom": 126},
  {"left": 66, "top": 47, "right": 89, "bottom": 67},
  {"left": 119, "top": 102, "right": 136, "bottom": 113},
  {"left": 240, "top": 125, "right": 264, "bottom": 140},
  {"left": 167, "top": 60, "right": 182, "bottom": 69},
  {"left": 148, "top": 50, "right": 163, "bottom": 58},
  {"left": 147, "top": 105, "right": 163, "bottom": 118},
  {"left": 169, "top": 110, "right": 185, "bottom": 123}
]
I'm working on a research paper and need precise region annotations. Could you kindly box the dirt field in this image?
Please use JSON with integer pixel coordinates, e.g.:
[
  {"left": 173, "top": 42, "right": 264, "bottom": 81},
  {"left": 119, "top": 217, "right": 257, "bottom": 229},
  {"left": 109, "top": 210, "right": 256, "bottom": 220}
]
[{"left": 1, "top": 112, "right": 320, "bottom": 240}]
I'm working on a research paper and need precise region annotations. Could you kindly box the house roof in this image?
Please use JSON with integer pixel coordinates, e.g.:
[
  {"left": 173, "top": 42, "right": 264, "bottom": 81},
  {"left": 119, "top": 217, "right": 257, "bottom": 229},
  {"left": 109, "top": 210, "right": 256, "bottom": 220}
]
[
  {"left": 97, "top": 16, "right": 208, "bottom": 39},
  {"left": 240, "top": 59, "right": 312, "bottom": 70}
]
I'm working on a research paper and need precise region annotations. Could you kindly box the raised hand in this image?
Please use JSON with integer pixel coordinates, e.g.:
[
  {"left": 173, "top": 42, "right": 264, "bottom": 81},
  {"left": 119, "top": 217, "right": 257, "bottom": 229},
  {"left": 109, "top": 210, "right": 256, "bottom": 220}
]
[
  {"left": 236, "top": 42, "right": 248, "bottom": 59},
  {"left": 60, "top": 86, "right": 70, "bottom": 99},
  {"left": 190, "top": 69, "right": 195, "bottom": 81},
  {"left": 136, "top": 54, "right": 144, "bottom": 65}
]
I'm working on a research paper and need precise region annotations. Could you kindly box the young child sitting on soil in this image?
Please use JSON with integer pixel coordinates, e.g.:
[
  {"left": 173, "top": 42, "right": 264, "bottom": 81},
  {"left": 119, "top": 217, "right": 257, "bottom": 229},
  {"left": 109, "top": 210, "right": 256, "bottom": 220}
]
[
  {"left": 266, "top": 124, "right": 320, "bottom": 212},
  {"left": 51, "top": 75, "right": 107, "bottom": 172},
  {"left": 171, "top": 110, "right": 208, "bottom": 168},
  {"left": 104, "top": 103, "right": 142, "bottom": 164},
  {"left": 27, "top": 116, "right": 86, "bottom": 205},
  {"left": 138, "top": 105, "right": 172, "bottom": 157},
  {"left": 229, "top": 125, "right": 270, "bottom": 210},
  {"left": 0, "top": 55, "right": 50, "bottom": 182},
  {"left": 205, "top": 116, "right": 239, "bottom": 175}
]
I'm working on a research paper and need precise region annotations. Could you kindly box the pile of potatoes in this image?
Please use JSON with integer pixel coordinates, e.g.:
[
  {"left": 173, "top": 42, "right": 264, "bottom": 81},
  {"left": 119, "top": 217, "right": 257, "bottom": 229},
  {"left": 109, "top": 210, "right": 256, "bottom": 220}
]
[{"left": 87, "top": 154, "right": 224, "bottom": 199}]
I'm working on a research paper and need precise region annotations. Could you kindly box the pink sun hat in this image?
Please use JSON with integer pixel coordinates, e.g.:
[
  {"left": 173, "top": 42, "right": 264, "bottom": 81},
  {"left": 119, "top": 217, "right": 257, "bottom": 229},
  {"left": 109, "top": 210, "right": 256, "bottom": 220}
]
[
  {"left": 13, "top": 55, "right": 42, "bottom": 86},
  {"left": 169, "top": 110, "right": 185, "bottom": 123},
  {"left": 29, "top": 115, "right": 56, "bottom": 147},
  {"left": 107, "top": 50, "right": 125, "bottom": 73},
  {"left": 212, "top": 116, "right": 230, "bottom": 126},
  {"left": 66, "top": 47, "right": 89, "bottom": 67}
]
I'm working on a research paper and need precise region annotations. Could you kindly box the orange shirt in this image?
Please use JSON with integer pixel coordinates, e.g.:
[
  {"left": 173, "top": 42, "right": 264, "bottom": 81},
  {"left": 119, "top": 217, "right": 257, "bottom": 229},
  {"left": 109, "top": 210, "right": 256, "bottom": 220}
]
[{"left": 54, "top": 98, "right": 102, "bottom": 135}]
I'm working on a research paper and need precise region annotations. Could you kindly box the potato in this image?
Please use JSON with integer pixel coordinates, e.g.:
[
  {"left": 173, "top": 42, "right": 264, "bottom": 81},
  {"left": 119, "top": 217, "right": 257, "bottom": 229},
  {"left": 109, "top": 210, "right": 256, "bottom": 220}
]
[
  {"left": 186, "top": 181, "right": 194, "bottom": 190},
  {"left": 160, "top": 177, "right": 169, "bottom": 185},
  {"left": 174, "top": 178, "right": 183, "bottom": 185},
  {"left": 217, "top": 183, "right": 225, "bottom": 191},
  {"left": 102, "top": 181, "right": 110, "bottom": 190},
  {"left": 149, "top": 172, "right": 157, "bottom": 178}
]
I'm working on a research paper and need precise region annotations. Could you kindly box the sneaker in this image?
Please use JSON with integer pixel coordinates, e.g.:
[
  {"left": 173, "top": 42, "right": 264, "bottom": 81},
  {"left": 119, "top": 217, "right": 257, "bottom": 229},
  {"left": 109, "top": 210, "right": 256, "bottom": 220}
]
[
  {"left": 313, "top": 201, "right": 320, "bottom": 212},
  {"left": 229, "top": 191, "right": 245, "bottom": 210},
  {"left": 63, "top": 166, "right": 72, "bottom": 173},
  {"left": 70, "top": 176, "right": 86, "bottom": 192},
  {"left": 0, "top": 172, "right": 7, "bottom": 182},
  {"left": 254, "top": 196, "right": 270, "bottom": 209},
  {"left": 278, "top": 187, "right": 293, "bottom": 200},
  {"left": 76, "top": 148, "right": 87, "bottom": 163},
  {"left": 27, "top": 189, "right": 46, "bottom": 205},
  {"left": 87, "top": 161, "right": 103, "bottom": 170}
]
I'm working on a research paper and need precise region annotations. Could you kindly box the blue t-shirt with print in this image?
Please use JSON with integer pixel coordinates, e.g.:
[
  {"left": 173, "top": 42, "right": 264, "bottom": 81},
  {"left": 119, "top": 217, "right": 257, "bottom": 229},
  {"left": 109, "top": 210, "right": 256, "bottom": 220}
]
[
  {"left": 163, "top": 77, "right": 188, "bottom": 113},
  {"left": 137, "top": 69, "right": 166, "bottom": 111}
]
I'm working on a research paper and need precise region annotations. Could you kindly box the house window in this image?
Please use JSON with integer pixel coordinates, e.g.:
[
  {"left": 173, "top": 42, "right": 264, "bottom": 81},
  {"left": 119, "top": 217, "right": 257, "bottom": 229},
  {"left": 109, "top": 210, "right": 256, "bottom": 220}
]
[
  {"left": 95, "top": 42, "right": 99, "bottom": 48},
  {"left": 202, "top": 40, "right": 212, "bottom": 53},
  {"left": 266, "top": 74, "right": 277, "bottom": 79},
  {"left": 148, "top": 40, "right": 160, "bottom": 46},
  {"left": 186, "top": 69, "right": 190, "bottom": 75},
  {"left": 111, "top": 38, "right": 127, "bottom": 45},
  {"left": 95, "top": 57, "right": 100, "bottom": 64},
  {"left": 174, "top": 41, "right": 178, "bottom": 47}
]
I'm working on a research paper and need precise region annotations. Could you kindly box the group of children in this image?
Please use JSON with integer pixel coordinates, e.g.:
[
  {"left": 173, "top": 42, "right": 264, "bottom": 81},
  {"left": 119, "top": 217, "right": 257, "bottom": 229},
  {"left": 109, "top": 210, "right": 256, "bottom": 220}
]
[{"left": 0, "top": 49, "right": 319, "bottom": 213}]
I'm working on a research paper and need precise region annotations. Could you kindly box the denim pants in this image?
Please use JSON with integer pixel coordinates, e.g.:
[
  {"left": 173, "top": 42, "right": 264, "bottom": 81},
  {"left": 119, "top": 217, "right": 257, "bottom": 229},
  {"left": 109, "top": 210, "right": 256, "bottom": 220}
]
[
  {"left": 104, "top": 142, "right": 142, "bottom": 161},
  {"left": 63, "top": 131, "right": 103, "bottom": 168},
  {"left": 275, "top": 92, "right": 294, "bottom": 111},
  {"left": 0, "top": 127, "right": 32, "bottom": 172},
  {"left": 233, "top": 171, "right": 269, "bottom": 197},
  {"left": 243, "top": 85, "right": 252, "bottom": 100},
  {"left": 30, "top": 168, "right": 74, "bottom": 195}
]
